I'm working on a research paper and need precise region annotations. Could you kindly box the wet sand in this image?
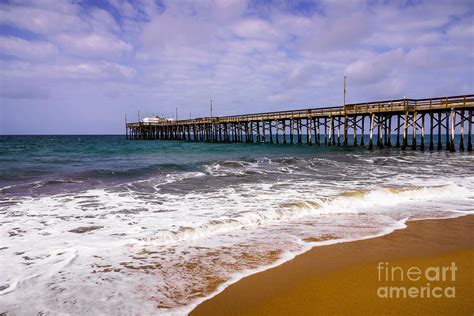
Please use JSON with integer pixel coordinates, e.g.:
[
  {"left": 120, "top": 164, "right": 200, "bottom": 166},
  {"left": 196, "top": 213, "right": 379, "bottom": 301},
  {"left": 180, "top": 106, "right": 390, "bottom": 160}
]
[{"left": 191, "top": 215, "right": 474, "bottom": 315}]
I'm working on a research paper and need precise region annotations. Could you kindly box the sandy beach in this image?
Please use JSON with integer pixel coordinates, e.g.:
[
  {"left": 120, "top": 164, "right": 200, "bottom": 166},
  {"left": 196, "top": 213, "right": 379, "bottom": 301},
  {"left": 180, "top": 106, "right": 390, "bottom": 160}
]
[{"left": 191, "top": 215, "right": 474, "bottom": 315}]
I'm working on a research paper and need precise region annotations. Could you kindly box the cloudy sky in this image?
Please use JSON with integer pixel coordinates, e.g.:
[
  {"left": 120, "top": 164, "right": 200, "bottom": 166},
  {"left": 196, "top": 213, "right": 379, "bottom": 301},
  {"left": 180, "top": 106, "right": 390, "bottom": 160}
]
[{"left": 0, "top": 0, "right": 473, "bottom": 134}]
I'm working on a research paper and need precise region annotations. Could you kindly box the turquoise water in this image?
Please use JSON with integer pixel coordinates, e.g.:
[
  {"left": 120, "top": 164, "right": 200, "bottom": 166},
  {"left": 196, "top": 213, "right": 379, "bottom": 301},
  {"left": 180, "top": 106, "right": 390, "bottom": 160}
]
[{"left": 0, "top": 135, "right": 473, "bottom": 314}]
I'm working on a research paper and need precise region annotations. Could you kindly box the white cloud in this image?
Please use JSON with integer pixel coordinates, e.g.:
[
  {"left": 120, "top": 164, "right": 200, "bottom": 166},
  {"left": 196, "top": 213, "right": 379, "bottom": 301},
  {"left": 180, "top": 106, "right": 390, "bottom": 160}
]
[
  {"left": 0, "top": 36, "right": 57, "bottom": 60},
  {"left": 345, "top": 49, "right": 405, "bottom": 84},
  {"left": 0, "top": 0, "right": 473, "bottom": 134},
  {"left": 232, "top": 19, "right": 280, "bottom": 40},
  {"left": 55, "top": 33, "right": 132, "bottom": 58},
  {"left": 56, "top": 62, "right": 137, "bottom": 80},
  {"left": 0, "top": 4, "right": 84, "bottom": 35}
]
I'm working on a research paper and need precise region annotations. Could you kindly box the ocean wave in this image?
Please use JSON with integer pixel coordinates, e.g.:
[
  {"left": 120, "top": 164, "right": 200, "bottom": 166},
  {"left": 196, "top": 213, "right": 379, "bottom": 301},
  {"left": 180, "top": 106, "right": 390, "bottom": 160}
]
[{"left": 138, "top": 182, "right": 472, "bottom": 246}]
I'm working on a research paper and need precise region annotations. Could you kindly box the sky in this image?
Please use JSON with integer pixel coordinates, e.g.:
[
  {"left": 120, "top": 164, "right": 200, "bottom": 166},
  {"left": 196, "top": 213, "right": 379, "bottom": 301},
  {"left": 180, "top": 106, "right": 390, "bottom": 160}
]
[{"left": 0, "top": 0, "right": 473, "bottom": 135}]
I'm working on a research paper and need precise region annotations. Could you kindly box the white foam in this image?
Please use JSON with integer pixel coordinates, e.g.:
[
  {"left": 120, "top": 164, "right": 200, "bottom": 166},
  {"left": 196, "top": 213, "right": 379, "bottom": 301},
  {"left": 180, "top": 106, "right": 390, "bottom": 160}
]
[{"left": 1, "top": 156, "right": 473, "bottom": 314}]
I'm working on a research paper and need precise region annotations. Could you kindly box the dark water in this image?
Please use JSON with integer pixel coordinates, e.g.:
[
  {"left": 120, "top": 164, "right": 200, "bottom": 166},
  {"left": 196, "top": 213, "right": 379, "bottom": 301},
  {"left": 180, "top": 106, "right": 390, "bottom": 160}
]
[
  {"left": 0, "top": 134, "right": 467, "bottom": 196},
  {"left": 0, "top": 135, "right": 473, "bottom": 314}
]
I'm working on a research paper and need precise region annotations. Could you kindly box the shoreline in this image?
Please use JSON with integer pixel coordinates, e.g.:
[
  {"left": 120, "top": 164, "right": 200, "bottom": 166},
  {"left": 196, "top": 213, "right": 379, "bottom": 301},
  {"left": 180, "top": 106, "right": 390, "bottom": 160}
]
[{"left": 191, "top": 214, "right": 474, "bottom": 315}]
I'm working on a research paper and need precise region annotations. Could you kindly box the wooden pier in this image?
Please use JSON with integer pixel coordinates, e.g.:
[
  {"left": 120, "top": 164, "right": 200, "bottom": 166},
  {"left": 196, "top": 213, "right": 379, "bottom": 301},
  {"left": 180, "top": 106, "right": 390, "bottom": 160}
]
[{"left": 126, "top": 94, "right": 474, "bottom": 151}]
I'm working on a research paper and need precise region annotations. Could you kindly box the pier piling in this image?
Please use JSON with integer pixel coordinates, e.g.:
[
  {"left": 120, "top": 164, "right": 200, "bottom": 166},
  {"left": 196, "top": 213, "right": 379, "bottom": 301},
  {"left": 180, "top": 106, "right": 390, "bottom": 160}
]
[{"left": 127, "top": 95, "right": 473, "bottom": 152}]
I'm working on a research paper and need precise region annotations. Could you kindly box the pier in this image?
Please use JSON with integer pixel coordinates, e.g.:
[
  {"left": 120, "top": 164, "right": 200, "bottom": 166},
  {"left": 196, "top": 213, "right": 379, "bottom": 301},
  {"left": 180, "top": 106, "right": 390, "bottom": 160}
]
[{"left": 126, "top": 94, "right": 474, "bottom": 151}]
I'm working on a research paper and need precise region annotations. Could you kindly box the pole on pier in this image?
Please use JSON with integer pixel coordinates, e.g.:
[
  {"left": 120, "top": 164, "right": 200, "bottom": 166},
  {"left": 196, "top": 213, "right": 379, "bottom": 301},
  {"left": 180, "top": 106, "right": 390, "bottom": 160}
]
[
  {"left": 343, "top": 75, "right": 348, "bottom": 146},
  {"left": 361, "top": 115, "right": 365, "bottom": 146},
  {"left": 342, "top": 75, "right": 347, "bottom": 144},
  {"left": 210, "top": 100, "right": 213, "bottom": 118},
  {"left": 343, "top": 76, "right": 347, "bottom": 107},
  {"left": 283, "top": 120, "right": 287, "bottom": 144}
]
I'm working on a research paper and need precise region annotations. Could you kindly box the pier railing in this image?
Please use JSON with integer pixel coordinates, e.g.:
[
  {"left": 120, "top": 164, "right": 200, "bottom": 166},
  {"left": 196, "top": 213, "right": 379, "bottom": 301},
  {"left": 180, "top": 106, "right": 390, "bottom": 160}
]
[{"left": 126, "top": 94, "right": 474, "bottom": 152}]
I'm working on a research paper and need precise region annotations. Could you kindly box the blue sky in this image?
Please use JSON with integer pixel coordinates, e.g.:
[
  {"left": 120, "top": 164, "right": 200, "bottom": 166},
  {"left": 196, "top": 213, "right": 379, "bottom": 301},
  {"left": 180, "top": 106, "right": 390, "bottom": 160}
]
[{"left": 0, "top": 0, "right": 473, "bottom": 134}]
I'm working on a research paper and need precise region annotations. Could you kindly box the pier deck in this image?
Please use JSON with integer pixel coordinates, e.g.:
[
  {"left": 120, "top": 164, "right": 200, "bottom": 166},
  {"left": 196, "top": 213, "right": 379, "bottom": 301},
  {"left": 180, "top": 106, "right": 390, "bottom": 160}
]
[{"left": 126, "top": 94, "right": 474, "bottom": 151}]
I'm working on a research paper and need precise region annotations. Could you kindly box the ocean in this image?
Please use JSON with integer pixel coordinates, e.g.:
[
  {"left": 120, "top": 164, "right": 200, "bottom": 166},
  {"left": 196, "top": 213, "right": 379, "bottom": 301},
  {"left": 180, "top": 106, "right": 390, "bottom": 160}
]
[{"left": 0, "top": 135, "right": 473, "bottom": 314}]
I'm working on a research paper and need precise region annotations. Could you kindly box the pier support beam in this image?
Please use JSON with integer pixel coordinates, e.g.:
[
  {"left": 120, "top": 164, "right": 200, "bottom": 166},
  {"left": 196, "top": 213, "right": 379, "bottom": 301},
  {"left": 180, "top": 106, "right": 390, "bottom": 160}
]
[
  {"left": 337, "top": 116, "right": 341, "bottom": 146},
  {"left": 412, "top": 111, "right": 417, "bottom": 150},
  {"left": 468, "top": 110, "right": 472, "bottom": 151},
  {"left": 290, "top": 119, "right": 294, "bottom": 144},
  {"left": 298, "top": 119, "right": 302, "bottom": 144},
  {"left": 388, "top": 115, "right": 392, "bottom": 146},
  {"left": 377, "top": 113, "right": 385, "bottom": 148},
  {"left": 315, "top": 118, "right": 320, "bottom": 146},
  {"left": 396, "top": 114, "right": 400, "bottom": 147},
  {"left": 402, "top": 111, "right": 408, "bottom": 149},
  {"left": 343, "top": 115, "right": 348, "bottom": 145},
  {"left": 420, "top": 113, "right": 425, "bottom": 151},
  {"left": 437, "top": 112, "right": 442, "bottom": 150},
  {"left": 275, "top": 121, "right": 279, "bottom": 144},
  {"left": 256, "top": 121, "right": 261, "bottom": 143},
  {"left": 353, "top": 116, "right": 357, "bottom": 146},
  {"left": 269, "top": 121, "right": 273, "bottom": 143},
  {"left": 429, "top": 113, "right": 434, "bottom": 150},
  {"left": 460, "top": 110, "right": 464, "bottom": 151},
  {"left": 369, "top": 113, "right": 375, "bottom": 150},
  {"left": 324, "top": 117, "right": 328, "bottom": 145},
  {"left": 329, "top": 116, "right": 334, "bottom": 146},
  {"left": 307, "top": 118, "right": 312, "bottom": 145},
  {"left": 445, "top": 112, "right": 450, "bottom": 151},
  {"left": 450, "top": 110, "right": 456, "bottom": 152}
]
